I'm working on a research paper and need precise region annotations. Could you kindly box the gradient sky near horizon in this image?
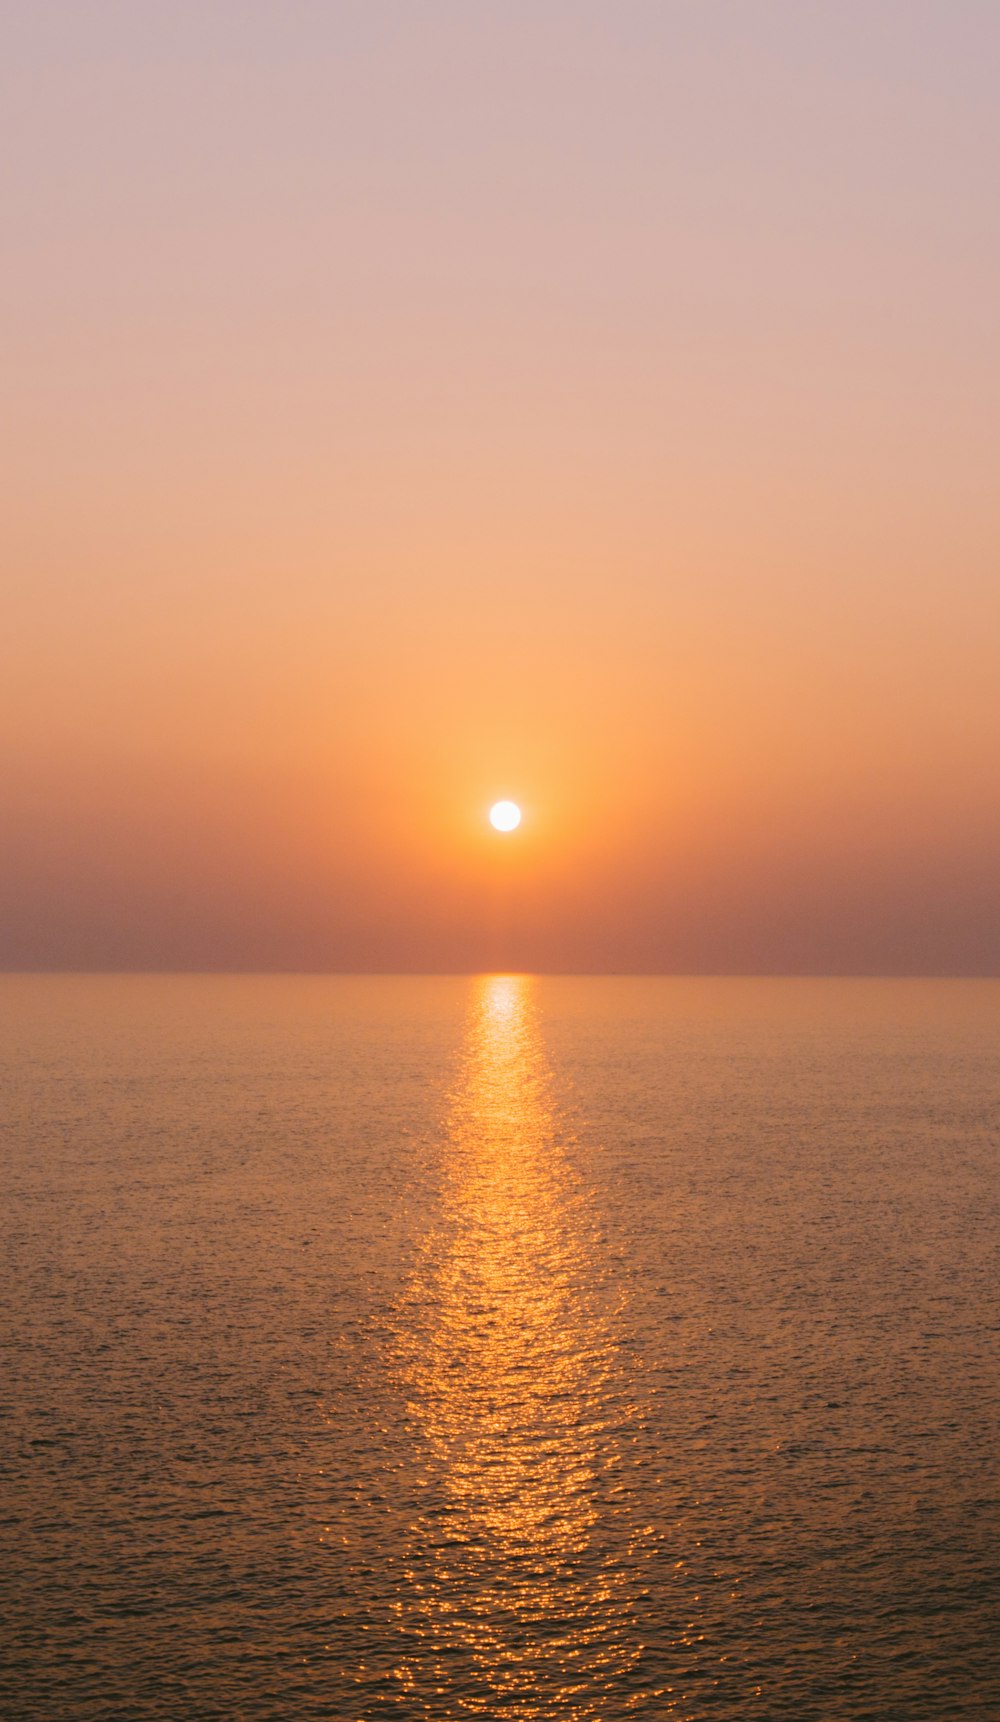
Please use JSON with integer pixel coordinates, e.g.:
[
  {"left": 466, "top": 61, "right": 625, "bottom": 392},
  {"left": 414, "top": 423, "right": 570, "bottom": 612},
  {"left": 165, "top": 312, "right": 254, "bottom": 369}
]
[{"left": 3, "top": 1, "right": 999, "bottom": 972}]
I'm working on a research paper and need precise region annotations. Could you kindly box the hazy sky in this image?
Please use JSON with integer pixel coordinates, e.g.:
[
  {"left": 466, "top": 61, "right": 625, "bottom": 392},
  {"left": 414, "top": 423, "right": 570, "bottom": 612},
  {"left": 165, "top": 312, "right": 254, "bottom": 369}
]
[{"left": 3, "top": 1, "right": 999, "bottom": 971}]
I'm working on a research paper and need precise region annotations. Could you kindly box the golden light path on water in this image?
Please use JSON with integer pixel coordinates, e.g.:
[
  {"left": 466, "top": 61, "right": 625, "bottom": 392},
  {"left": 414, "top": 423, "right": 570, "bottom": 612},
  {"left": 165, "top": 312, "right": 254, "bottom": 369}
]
[
  {"left": 386, "top": 975, "right": 661, "bottom": 1717},
  {"left": 8, "top": 978, "right": 1000, "bottom": 1718}
]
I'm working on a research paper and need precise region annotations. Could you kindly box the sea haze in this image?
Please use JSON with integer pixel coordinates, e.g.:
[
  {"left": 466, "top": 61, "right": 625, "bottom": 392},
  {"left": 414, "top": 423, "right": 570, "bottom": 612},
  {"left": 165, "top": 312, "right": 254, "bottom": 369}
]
[{"left": 2, "top": 975, "right": 998, "bottom": 1719}]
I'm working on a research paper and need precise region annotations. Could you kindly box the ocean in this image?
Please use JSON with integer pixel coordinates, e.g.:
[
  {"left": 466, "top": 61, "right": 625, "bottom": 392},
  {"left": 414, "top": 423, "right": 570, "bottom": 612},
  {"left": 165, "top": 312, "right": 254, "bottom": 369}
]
[{"left": 2, "top": 975, "right": 998, "bottom": 1719}]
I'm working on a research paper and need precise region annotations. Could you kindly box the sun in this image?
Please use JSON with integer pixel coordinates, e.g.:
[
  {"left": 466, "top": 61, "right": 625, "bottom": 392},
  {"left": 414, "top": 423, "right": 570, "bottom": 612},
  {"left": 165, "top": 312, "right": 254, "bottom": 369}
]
[{"left": 489, "top": 799, "right": 522, "bottom": 832}]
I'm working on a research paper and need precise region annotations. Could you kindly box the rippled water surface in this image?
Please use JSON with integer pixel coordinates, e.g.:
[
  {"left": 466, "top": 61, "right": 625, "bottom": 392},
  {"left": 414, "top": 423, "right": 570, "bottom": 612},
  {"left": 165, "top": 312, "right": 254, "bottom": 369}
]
[{"left": 2, "top": 975, "right": 998, "bottom": 1719}]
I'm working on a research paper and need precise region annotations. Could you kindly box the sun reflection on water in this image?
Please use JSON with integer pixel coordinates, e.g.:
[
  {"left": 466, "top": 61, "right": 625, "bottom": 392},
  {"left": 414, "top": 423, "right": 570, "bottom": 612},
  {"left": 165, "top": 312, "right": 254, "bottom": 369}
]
[{"left": 389, "top": 975, "right": 654, "bottom": 1717}]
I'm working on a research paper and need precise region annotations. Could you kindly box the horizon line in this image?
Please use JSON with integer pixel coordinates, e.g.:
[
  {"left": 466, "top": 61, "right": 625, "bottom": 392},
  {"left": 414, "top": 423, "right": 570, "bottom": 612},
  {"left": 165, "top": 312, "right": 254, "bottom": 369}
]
[{"left": 2, "top": 970, "right": 999, "bottom": 982}]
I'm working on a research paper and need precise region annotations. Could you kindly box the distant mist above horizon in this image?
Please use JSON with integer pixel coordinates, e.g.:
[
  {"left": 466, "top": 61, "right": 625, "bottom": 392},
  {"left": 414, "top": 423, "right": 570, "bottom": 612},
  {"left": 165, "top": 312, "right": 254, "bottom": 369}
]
[{"left": 3, "top": 3, "right": 998, "bottom": 975}]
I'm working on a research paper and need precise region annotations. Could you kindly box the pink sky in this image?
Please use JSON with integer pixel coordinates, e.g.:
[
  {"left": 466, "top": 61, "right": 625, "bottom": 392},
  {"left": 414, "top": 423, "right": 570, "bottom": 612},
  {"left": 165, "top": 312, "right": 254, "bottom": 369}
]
[{"left": 3, "top": 3, "right": 999, "bottom": 971}]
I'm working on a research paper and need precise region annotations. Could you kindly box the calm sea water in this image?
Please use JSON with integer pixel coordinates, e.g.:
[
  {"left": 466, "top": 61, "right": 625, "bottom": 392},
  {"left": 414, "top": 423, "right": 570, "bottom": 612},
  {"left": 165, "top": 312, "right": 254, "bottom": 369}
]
[{"left": 2, "top": 975, "right": 998, "bottom": 1720}]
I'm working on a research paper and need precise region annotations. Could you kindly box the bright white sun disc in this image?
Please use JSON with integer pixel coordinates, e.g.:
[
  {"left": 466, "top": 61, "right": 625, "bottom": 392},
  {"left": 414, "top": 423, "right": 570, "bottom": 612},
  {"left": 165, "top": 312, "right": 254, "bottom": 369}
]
[{"left": 489, "top": 800, "right": 522, "bottom": 832}]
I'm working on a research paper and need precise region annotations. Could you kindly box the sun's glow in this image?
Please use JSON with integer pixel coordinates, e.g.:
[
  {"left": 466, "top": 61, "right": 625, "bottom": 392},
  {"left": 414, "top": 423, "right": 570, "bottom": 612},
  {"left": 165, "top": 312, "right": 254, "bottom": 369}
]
[{"left": 489, "top": 800, "right": 522, "bottom": 832}]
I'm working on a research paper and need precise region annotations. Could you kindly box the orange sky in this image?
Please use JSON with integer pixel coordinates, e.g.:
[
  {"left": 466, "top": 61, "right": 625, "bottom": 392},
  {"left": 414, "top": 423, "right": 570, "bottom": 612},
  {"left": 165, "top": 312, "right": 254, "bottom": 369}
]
[{"left": 3, "top": 3, "right": 999, "bottom": 971}]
